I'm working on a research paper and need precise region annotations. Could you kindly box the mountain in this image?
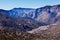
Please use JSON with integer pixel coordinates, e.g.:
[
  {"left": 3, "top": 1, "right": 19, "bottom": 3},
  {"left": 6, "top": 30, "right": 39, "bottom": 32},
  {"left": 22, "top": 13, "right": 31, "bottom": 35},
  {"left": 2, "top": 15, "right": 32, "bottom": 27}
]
[
  {"left": 0, "top": 5, "right": 60, "bottom": 32},
  {"left": 35, "top": 5, "right": 60, "bottom": 24},
  {"left": 0, "top": 5, "right": 60, "bottom": 25},
  {"left": 0, "top": 12, "right": 39, "bottom": 32},
  {"left": 0, "top": 5, "right": 60, "bottom": 40},
  {"left": 9, "top": 8, "right": 35, "bottom": 18}
]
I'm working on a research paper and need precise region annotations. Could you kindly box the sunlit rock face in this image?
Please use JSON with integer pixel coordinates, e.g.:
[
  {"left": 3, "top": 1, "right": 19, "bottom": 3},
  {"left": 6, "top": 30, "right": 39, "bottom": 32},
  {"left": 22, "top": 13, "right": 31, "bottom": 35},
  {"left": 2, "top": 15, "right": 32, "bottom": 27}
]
[
  {"left": 27, "top": 25, "right": 49, "bottom": 34},
  {"left": 35, "top": 5, "right": 60, "bottom": 24},
  {"left": 27, "top": 23, "right": 60, "bottom": 34},
  {"left": 36, "top": 12, "right": 50, "bottom": 23}
]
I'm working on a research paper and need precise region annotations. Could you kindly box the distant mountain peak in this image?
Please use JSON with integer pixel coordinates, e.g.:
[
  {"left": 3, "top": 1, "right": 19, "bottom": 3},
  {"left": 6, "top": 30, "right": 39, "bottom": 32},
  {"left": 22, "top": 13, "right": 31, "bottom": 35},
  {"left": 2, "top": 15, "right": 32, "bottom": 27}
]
[{"left": 12, "top": 7, "right": 35, "bottom": 10}]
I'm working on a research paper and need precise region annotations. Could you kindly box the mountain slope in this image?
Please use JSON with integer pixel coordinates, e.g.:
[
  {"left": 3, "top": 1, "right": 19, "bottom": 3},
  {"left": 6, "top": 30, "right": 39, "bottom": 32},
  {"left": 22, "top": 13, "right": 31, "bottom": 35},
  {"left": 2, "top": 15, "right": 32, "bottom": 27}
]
[
  {"left": 35, "top": 5, "right": 60, "bottom": 24},
  {"left": 0, "top": 12, "right": 39, "bottom": 32},
  {"left": 0, "top": 5, "right": 60, "bottom": 32},
  {"left": 0, "top": 29, "right": 60, "bottom": 40},
  {"left": 0, "top": 5, "right": 60, "bottom": 25}
]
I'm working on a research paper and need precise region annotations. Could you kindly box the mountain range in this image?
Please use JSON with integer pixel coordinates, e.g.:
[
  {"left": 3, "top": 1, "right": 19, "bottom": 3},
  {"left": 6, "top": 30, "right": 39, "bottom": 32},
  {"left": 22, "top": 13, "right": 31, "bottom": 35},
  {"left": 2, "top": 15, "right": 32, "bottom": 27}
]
[
  {"left": 0, "top": 5, "right": 60, "bottom": 40},
  {"left": 0, "top": 5, "right": 60, "bottom": 24},
  {"left": 0, "top": 5, "right": 60, "bottom": 32}
]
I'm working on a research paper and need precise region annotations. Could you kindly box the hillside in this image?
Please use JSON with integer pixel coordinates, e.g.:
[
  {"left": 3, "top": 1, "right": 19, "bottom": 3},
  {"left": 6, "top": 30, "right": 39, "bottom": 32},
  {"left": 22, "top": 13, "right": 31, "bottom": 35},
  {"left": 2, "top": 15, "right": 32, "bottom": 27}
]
[
  {"left": 0, "top": 5, "right": 60, "bottom": 40},
  {"left": 0, "top": 29, "right": 60, "bottom": 40},
  {"left": 0, "top": 12, "right": 39, "bottom": 32},
  {"left": 0, "top": 5, "right": 60, "bottom": 25}
]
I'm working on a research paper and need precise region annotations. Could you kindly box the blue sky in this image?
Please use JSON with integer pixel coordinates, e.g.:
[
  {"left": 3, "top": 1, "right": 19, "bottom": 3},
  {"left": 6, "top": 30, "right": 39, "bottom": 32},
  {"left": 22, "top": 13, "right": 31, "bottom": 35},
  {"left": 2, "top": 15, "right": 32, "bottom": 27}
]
[{"left": 0, "top": 0, "right": 60, "bottom": 10}]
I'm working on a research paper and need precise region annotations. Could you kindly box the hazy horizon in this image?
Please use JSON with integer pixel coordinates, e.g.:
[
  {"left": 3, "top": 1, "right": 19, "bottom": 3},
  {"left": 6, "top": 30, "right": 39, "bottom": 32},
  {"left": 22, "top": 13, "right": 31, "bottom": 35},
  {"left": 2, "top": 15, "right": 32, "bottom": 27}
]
[{"left": 0, "top": 0, "right": 60, "bottom": 10}]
